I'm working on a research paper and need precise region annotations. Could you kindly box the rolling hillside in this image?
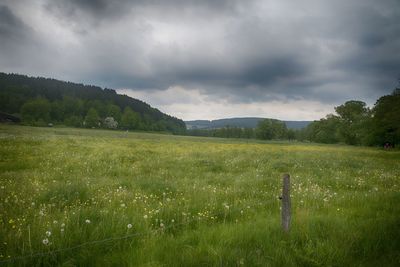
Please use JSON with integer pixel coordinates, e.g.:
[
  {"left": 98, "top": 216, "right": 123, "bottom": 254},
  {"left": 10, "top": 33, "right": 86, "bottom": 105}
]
[
  {"left": 186, "top": 117, "right": 311, "bottom": 130},
  {"left": 0, "top": 73, "right": 186, "bottom": 132}
]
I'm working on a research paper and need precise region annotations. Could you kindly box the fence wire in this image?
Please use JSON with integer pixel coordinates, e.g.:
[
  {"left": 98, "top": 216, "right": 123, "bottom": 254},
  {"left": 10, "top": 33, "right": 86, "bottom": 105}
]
[
  {"left": 1, "top": 198, "right": 279, "bottom": 264},
  {"left": 0, "top": 213, "right": 225, "bottom": 264}
]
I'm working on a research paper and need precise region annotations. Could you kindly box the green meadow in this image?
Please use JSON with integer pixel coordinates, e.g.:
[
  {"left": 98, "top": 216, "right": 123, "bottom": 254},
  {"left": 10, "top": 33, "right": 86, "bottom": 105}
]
[{"left": 0, "top": 125, "right": 399, "bottom": 266}]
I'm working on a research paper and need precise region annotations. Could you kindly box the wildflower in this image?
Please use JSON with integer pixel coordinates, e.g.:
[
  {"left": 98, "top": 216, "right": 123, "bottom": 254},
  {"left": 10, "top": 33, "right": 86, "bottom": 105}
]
[
  {"left": 143, "top": 215, "right": 148, "bottom": 219},
  {"left": 53, "top": 220, "right": 58, "bottom": 224},
  {"left": 160, "top": 223, "right": 164, "bottom": 228},
  {"left": 120, "top": 203, "right": 126, "bottom": 207},
  {"left": 42, "top": 238, "right": 49, "bottom": 245},
  {"left": 46, "top": 231, "right": 51, "bottom": 237},
  {"left": 127, "top": 224, "right": 133, "bottom": 229},
  {"left": 61, "top": 223, "right": 65, "bottom": 228},
  {"left": 85, "top": 219, "right": 91, "bottom": 224}
]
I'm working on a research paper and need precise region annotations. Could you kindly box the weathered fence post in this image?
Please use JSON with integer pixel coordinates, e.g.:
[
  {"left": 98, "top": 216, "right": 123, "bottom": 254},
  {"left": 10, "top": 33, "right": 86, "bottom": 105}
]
[{"left": 281, "top": 173, "right": 291, "bottom": 233}]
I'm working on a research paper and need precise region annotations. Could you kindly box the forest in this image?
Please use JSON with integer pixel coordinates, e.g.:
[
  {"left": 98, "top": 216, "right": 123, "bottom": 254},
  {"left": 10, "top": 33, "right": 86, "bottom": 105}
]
[
  {"left": 186, "top": 89, "right": 400, "bottom": 147},
  {"left": 0, "top": 73, "right": 398, "bottom": 146},
  {"left": 0, "top": 73, "right": 186, "bottom": 133}
]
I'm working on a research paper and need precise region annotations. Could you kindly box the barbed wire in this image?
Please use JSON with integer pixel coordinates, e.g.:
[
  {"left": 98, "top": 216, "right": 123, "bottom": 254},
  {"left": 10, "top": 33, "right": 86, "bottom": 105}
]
[
  {"left": 0, "top": 212, "right": 227, "bottom": 264},
  {"left": 1, "top": 198, "right": 280, "bottom": 264}
]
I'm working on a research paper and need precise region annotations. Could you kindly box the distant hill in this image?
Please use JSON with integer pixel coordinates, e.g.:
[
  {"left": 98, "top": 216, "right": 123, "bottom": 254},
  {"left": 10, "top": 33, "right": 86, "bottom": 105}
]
[
  {"left": 185, "top": 117, "right": 311, "bottom": 130},
  {"left": 0, "top": 73, "right": 186, "bottom": 132}
]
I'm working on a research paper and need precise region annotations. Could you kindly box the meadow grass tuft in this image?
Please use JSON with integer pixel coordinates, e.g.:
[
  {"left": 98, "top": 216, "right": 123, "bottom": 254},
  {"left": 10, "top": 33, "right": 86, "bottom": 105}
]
[{"left": 0, "top": 125, "right": 399, "bottom": 266}]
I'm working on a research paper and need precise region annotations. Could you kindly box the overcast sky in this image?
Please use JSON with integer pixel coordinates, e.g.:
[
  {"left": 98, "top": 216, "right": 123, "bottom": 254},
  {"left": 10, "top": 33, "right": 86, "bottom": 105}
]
[{"left": 1, "top": 0, "right": 399, "bottom": 120}]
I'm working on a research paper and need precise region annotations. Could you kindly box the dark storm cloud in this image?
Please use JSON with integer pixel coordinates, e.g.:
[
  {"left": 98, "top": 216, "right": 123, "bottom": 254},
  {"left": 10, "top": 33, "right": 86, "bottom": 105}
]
[
  {"left": 45, "top": 0, "right": 245, "bottom": 28},
  {"left": 1, "top": 0, "right": 400, "bottom": 108},
  {"left": 0, "top": 5, "right": 31, "bottom": 44},
  {"left": 0, "top": 4, "right": 44, "bottom": 70}
]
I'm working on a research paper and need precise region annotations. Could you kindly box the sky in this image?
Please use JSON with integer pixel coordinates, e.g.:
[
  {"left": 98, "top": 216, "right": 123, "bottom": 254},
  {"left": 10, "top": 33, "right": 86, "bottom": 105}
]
[{"left": 1, "top": 0, "right": 399, "bottom": 121}]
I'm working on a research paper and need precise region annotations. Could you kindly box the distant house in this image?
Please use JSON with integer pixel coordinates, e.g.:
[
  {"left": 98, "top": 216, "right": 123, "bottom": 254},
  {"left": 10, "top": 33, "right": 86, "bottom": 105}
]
[{"left": 0, "top": 112, "right": 21, "bottom": 123}]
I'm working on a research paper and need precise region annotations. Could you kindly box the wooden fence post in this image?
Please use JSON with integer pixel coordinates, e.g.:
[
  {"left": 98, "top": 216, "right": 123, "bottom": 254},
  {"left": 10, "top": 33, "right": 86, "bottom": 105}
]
[{"left": 281, "top": 173, "right": 291, "bottom": 233}]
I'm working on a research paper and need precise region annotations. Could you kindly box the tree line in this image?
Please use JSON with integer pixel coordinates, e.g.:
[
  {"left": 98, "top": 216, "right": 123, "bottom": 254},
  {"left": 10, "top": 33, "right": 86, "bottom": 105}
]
[
  {"left": 0, "top": 73, "right": 186, "bottom": 133},
  {"left": 301, "top": 89, "right": 399, "bottom": 146},
  {"left": 1, "top": 73, "right": 398, "bottom": 146},
  {"left": 186, "top": 119, "right": 296, "bottom": 140},
  {"left": 187, "top": 88, "right": 400, "bottom": 147}
]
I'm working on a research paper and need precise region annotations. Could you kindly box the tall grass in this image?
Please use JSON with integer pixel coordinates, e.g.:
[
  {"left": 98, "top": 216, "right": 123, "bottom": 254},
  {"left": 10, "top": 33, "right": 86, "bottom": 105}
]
[{"left": 0, "top": 125, "right": 399, "bottom": 266}]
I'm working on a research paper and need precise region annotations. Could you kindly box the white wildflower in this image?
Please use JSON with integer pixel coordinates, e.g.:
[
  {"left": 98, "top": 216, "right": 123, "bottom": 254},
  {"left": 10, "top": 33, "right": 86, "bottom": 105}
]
[
  {"left": 127, "top": 224, "right": 133, "bottom": 229},
  {"left": 46, "top": 231, "right": 51, "bottom": 237},
  {"left": 85, "top": 219, "right": 91, "bottom": 224},
  {"left": 42, "top": 238, "right": 49, "bottom": 245},
  {"left": 143, "top": 215, "right": 148, "bottom": 219}
]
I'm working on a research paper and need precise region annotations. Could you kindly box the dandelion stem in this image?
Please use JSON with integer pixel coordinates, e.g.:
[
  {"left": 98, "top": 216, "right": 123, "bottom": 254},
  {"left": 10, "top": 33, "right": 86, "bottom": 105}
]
[{"left": 28, "top": 225, "right": 32, "bottom": 255}]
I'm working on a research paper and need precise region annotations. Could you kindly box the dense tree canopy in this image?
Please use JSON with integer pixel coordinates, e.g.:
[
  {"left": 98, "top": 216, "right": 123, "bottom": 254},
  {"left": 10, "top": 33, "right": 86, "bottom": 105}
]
[
  {"left": 21, "top": 98, "right": 51, "bottom": 126},
  {"left": 0, "top": 73, "right": 186, "bottom": 133},
  {"left": 256, "top": 119, "right": 288, "bottom": 140},
  {"left": 370, "top": 89, "right": 400, "bottom": 146},
  {"left": 187, "top": 88, "right": 399, "bottom": 147},
  {"left": 302, "top": 89, "right": 399, "bottom": 146},
  {"left": 1, "top": 73, "right": 398, "bottom": 146}
]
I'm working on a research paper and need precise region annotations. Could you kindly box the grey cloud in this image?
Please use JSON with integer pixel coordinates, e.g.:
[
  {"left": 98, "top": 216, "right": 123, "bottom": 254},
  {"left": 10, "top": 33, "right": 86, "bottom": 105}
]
[
  {"left": 45, "top": 0, "right": 247, "bottom": 27},
  {"left": 1, "top": 0, "right": 399, "bottom": 109},
  {"left": 0, "top": 5, "right": 39, "bottom": 68},
  {"left": 0, "top": 5, "right": 31, "bottom": 43}
]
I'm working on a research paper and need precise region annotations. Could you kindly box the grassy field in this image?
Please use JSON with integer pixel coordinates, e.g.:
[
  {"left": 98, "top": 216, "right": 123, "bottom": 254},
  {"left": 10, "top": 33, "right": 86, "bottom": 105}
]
[{"left": 0, "top": 125, "right": 399, "bottom": 266}]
